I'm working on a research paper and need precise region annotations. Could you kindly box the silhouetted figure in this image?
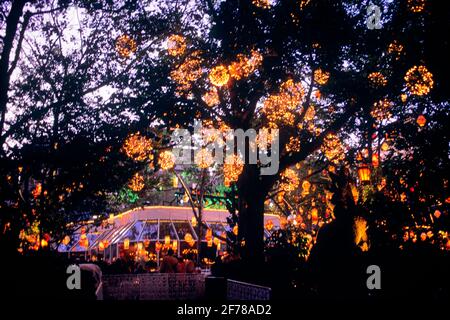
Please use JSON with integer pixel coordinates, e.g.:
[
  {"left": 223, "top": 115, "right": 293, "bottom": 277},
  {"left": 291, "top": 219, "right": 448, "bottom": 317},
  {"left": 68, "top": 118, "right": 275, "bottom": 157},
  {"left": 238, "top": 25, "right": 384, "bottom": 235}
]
[
  {"left": 308, "top": 169, "right": 365, "bottom": 299},
  {"left": 159, "top": 249, "right": 178, "bottom": 273}
]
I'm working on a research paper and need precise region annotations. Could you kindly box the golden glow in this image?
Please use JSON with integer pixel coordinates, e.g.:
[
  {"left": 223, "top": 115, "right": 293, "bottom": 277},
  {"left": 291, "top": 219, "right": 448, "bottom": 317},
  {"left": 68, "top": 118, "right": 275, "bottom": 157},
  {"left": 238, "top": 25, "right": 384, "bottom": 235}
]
[
  {"left": 286, "top": 136, "right": 301, "bottom": 153},
  {"left": 301, "top": 180, "right": 311, "bottom": 196},
  {"left": 265, "top": 219, "right": 274, "bottom": 231},
  {"left": 32, "top": 183, "right": 42, "bottom": 199},
  {"left": 116, "top": 35, "right": 137, "bottom": 58},
  {"left": 191, "top": 216, "right": 197, "bottom": 227},
  {"left": 128, "top": 173, "right": 145, "bottom": 192},
  {"left": 167, "top": 35, "right": 186, "bottom": 56},
  {"left": 123, "top": 132, "right": 152, "bottom": 161},
  {"left": 165, "top": 235, "right": 171, "bottom": 246},
  {"left": 407, "top": 0, "right": 426, "bottom": 12},
  {"left": 371, "top": 98, "right": 393, "bottom": 121},
  {"left": 280, "top": 168, "right": 300, "bottom": 192},
  {"left": 195, "top": 148, "right": 214, "bottom": 169},
  {"left": 202, "top": 87, "right": 220, "bottom": 107},
  {"left": 252, "top": 0, "right": 271, "bottom": 9},
  {"left": 354, "top": 217, "right": 369, "bottom": 251},
  {"left": 314, "top": 69, "right": 330, "bottom": 85},
  {"left": 170, "top": 50, "right": 203, "bottom": 93},
  {"left": 209, "top": 65, "right": 230, "bottom": 87},
  {"left": 321, "top": 133, "right": 345, "bottom": 164},
  {"left": 158, "top": 150, "right": 175, "bottom": 170},
  {"left": 223, "top": 154, "right": 244, "bottom": 187},
  {"left": 358, "top": 165, "right": 371, "bottom": 183},
  {"left": 311, "top": 207, "right": 319, "bottom": 225},
  {"left": 261, "top": 79, "right": 304, "bottom": 128},
  {"left": 368, "top": 72, "right": 387, "bottom": 87},
  {"left": 405, "top": 65, "right": 434, "bottom": 96},
  {"left": 233, "top": 225, "right": 238, "bottom": 236},
  {"left": 299, "top": 0, "right": 311, "bottom": 10},
  {"left": 388, "top": 40, "right": 404, "bottom": 59},
  {"left": 416, "top": 114, "right": 427, "bottom": 127},
  {"left": 228, "top": 50, "right": 263, "bottom": 80}
]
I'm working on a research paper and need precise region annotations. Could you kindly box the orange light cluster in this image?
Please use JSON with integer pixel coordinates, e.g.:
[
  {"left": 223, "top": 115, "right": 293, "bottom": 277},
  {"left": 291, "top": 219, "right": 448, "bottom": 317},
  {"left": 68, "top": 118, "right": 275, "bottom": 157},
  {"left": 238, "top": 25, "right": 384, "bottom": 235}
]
[
  {"left": 228, "top": 50, "right": 263, "bottom": 80},
  {"left": 202, "top": 87, "right": 220, "bottom": 107},
  {"left": 209, "top": 65, "right": 230, "bottom": 87},
  {"left": 195, "top": 148, "right": 214, "bottom": 169},
  {"left": 371, "top": 98, "right": 393, "bottom": 121},
  {"left": 262, "top": 79, "right": 304, "bottom": 128},
  {"left": 314, "top": 69, "right": 330, "bottom": 85},
  {"left": 404, "top": 65, "right": 434, "bottom": 96},
  {"left": 407, "top": 0, "right": 426, "bottom": 12},
  {"left": 280, "top": 168, "right": 300, "bottom": 192},
  {"left": 252, "top": 0, "right": 271, "bottom": 9},
  {"left": 321, "top": 133, "right": 345, "bottom": 164},
  {"left": 286, "top": 136, "right": 301, "bottom": 153},
  {"left": 223, "top": 154, "right": 244, "bottom": 187},
  {"left": 116, "top": 35, "right": 137, "bottom": 58},
  {"left": 158, "top": 151, "right": 175, "bottom": 170},
  {"left": 170, "top": 51, "right": 203, "bottom": 93},
  {"left": 368, "top": 72, "right": 387, "bottom": 87},
  {"left": 128, "top": 173, "right": 145, "bottom": 192},
  {"left": 304, "top": 105, "right": 315, "bottom": 121},
  {"left": 299, "top": 0, "right": 311, "bottom": 10},
  {"left": 32, "top": 183, "right": 42, "bottom": 199},
  {"left": 255, "top": 127, "right": 275, "bottom": 151},
  {"left": 388, "top": 40, "right": 404, "bottom": 59},
  {"left": 167, "top": 35, "right": 186, "bottom": 56},
  {"left": 123, "top": 132, "right": 152, "bottom": 161}
]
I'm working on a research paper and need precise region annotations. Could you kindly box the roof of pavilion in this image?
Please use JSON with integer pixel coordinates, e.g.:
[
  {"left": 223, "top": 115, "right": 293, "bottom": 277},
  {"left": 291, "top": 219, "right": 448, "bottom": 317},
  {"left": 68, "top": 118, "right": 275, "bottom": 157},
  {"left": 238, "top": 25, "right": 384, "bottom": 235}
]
[{"left": 58, "top": 206, "right": 280, "bottom": 253}]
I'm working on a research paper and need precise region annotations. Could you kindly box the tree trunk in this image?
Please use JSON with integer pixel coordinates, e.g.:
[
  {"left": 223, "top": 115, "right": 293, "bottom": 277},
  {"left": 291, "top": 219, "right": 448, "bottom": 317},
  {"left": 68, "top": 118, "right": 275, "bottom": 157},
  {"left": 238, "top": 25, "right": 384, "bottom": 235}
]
[
  {"left": 237, "top": 164, "right": 271, "bottom": 265},
  {"left": 0, "top": 0, "right": 27, "bottom": 137}
]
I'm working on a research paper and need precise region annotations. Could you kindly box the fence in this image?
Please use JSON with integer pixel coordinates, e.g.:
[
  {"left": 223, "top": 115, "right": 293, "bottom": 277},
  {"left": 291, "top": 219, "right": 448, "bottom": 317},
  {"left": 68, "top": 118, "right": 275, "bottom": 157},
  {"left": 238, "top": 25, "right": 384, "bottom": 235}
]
[
  {"left": 102, "top": 273, "right": 206, "bottom": 300},
  {"left": 226, "top": 279, "right": 271, "bottom": 300}
]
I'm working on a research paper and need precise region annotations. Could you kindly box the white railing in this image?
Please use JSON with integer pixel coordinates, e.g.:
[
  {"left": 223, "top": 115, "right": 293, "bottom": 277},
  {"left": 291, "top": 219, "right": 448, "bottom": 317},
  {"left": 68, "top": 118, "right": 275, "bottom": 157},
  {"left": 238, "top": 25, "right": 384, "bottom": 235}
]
[
  {"left": 226, "top": 279, "right": 271, "bottom": 300},
  {"left": 102, "top": 273, "right": 205, "bottom": 300}
]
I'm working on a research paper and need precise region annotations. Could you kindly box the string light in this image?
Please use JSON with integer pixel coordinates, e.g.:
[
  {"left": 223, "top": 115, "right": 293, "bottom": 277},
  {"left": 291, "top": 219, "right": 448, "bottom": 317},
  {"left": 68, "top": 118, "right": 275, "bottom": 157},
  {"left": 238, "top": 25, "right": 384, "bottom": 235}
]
[
  {"left": 195, "top": 148, "right": 214, "bottom": 169},
  {"left": 115, "top": 35, "right": 137, "bottom": 58},
  {"left": 371, "top": 99, "right": 393, "bottom": 121},
  {"left": 209, "top": 65, "right": 230, "bottom": 87},
  {"left": 286, "top": 137, "right": 301, "bottom": 153},
  {"left": 368, "top": 72, "right": 387, "bottom": 87},
  {"left": 167, "top": 35, "right": 186, "bottom": 56},
  {"left": 158, "top": 151, "right": 175, "bottom": 170},
  {"left": 405, "top": 65, "right": 434, "bottom": 96},
  {"left": 280, "top": 168, "right": 300, "bottom": 192},
  {"left": 262, "top": 79, "right": 304, "bottom": 128},
  {"left": 299, "top": 0, "right": 311, "bottom": 10},
  {"left": 252, "top": 0, "right": 271, "bottom": 9},
  {"left": 32, "top": 183, "right": 42, "bottom": 199},
  {"left": 407, "top": 0, "right": 426, "bottom": 13},
  {"left": 170, "top": 50, "right": 203, "bottom": 93},
  {"left": 223, "top": 154, "right": 244, "bottom": 187},
  {"left": 228, "top": 50, "right": 263, "bottom": 80},
  {"left": 202, "top": 87, "right": 220, "bottom": 107},
  {"left": 304, "top": 105, "right": 315, "bottom": 121},
  {"left": 314, "top": 69, "right": 330, "bottom": 85},
  {"left": 321, "top": 133, "right": 345, "bottom": 164},
  {"left": 128, "top": 173, "right": 145, "bottom": 192},
  {"left": 388, "top": 40, "right": 404, "bottom": 60},
  {"left": 123, "top": 132, "right": 152, "bottom": 161}
]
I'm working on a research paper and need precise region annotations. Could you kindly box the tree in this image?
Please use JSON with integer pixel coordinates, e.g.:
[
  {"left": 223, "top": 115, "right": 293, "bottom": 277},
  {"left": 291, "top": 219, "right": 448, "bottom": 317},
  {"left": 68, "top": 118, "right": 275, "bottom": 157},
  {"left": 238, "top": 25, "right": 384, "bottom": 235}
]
[{"left": 141, "top": 0, "right": 449, "bottom": 265}]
